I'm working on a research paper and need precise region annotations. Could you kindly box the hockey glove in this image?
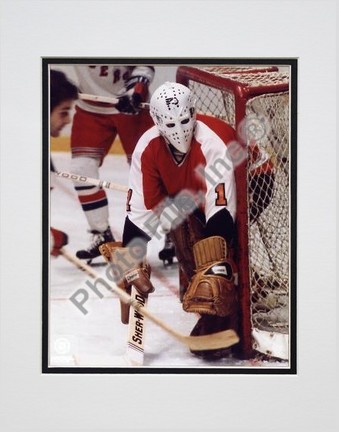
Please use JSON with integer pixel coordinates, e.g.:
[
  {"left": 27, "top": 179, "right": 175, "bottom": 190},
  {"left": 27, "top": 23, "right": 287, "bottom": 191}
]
[
  {"left": 99, "top": 241, "right": 154, "bottom": 324},
  {"left": 183, "top": 236, "right": 238, "bottom": 317},
  {"left": 115, "top": 76, "right": 149, "bottom": 115},
  {"left": 50, "top": 227, "right": 68, "bottom": 257},
  {"left": 99, "top": 241, "right": 154, "bottom": 295}
]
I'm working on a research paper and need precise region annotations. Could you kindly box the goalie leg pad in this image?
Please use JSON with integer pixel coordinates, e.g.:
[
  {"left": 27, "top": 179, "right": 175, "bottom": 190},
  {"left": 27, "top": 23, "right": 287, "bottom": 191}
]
[
  {"left": 170, "top": 212, "right": 205, "bottom": 294},
  {"left": 189, "top": 313, "right": 240, "bottom": 359}
]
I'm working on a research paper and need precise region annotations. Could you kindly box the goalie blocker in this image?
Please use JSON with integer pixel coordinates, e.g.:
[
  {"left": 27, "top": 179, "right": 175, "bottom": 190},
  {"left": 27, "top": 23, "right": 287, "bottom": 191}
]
[{"left": 99, "top": 241, "right": 154, "bottom": 324}]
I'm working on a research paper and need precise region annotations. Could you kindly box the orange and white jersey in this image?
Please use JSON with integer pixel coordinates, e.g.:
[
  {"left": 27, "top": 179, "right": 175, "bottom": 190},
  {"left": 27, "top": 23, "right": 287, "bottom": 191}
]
[
  {"left": 126, "top": 116, "right": 237, "bottom": 238},
  {"left": 73, "top": 65, "right": 154, "bottom": 114}
]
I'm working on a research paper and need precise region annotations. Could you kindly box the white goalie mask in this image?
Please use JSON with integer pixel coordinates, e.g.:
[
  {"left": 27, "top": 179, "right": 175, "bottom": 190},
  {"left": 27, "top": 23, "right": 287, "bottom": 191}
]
[{"left": 150, "top": 82, "right": 196, "bottom": 153}]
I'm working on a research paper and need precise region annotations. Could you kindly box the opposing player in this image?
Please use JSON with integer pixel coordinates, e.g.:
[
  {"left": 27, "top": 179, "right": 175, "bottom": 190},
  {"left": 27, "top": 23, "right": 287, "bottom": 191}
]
[
  {"left": 69, "top": 65, "right": 155, "bottom": 262},
  {"left": 49, "top": 69, "right": 78, "bottom": 256},
  {"left": 100, "top": 82, "right": 240, "bottom": 359}
]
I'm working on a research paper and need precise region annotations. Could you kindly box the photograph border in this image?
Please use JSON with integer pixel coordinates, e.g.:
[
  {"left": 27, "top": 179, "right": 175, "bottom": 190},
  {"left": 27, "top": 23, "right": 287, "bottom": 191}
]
[{"left": 42, "top": 57, "right": 298, "bottom": 375}]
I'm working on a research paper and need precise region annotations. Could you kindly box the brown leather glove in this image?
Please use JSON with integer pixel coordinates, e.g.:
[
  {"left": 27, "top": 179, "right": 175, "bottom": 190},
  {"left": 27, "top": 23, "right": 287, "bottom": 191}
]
[
  {"left": 183, "top": 236, "right": 238, "bottom": 317},
  {"left": 99, "top": 242, "right": 154, "bottom": 324},
  {"left": 99, "top": 241, "right": 154, "bottom": 295}
]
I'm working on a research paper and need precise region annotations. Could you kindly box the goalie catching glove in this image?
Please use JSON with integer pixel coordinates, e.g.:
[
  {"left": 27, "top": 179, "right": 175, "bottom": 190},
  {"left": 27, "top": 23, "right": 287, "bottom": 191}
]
[
  {"left": 99, "top": 241, "right": 154, "bottom": 324},
  {"left": 183, "top": 236, "right": 238, "bottom": 317}
]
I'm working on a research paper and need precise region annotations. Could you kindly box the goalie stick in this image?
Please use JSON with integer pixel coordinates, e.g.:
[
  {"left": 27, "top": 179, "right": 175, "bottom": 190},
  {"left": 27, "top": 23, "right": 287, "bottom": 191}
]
[
  {"left": 79, "top": 92, "right": 149, "bottom": 109},
  {"left": 53, "top": 170, "right": 129, "bottom": 193},
  {"left": 59, "top": 248, "right": 240, "bottom": 353},
  {"left": 126, "top": 287, "right": 148, "bottom": 366}
]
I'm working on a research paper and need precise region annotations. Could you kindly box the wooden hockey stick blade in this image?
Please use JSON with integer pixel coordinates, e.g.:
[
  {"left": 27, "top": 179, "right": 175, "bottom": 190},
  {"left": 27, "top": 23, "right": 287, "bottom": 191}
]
[
  {"left": 79, "top": 93, "right": 149, "bottom": 109},
  {"left": 53, "top": 170, "right": 129, "bottom": 193},
  {"left": 139, "top": 310, "right": 239, "bottom": 352},
  {"left": 59, "top": 248, "right": 240, "bottom": 352}
]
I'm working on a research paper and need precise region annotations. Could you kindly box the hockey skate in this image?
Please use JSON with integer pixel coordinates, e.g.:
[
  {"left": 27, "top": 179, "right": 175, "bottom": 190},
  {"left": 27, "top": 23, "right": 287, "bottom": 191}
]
[
  {"left": 76, "top": 227, "right": 114, "bottom": 265},
  {"left": 158, "top": 233, "right": 176, "bottom": 266}
]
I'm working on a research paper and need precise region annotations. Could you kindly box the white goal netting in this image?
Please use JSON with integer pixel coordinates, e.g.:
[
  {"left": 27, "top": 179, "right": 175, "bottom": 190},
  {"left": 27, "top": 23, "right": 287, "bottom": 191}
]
[{"left": 177, "top": 66, "right": 290, "bottom": 359}]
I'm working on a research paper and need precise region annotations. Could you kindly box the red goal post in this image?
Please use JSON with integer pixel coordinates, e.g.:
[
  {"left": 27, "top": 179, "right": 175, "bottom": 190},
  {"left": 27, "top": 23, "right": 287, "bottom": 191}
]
[{"left": 176, "top": 65, "right": 290, "bottom": 360}]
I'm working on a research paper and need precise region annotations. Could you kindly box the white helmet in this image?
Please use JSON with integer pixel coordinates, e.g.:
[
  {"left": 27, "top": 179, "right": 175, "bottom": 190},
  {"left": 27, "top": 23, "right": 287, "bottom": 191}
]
[{"left": 150, "top": 82, "right": 196, "bottom": 153}]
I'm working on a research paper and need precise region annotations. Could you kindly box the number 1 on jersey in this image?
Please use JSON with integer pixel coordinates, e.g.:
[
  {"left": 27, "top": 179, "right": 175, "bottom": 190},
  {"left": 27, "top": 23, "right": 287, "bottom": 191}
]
[
  {"left": 215, "top": 183, "right": 227, "bottom": 206},
  {"left": 126, "top": 189, "right": 133, "bottom": 211}
]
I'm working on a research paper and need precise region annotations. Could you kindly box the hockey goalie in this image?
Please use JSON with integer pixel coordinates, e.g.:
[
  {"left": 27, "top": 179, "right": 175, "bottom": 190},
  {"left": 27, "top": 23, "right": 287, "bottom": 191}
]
[{"left": 100, "top": 82, "right": 240, "bottom": 359}]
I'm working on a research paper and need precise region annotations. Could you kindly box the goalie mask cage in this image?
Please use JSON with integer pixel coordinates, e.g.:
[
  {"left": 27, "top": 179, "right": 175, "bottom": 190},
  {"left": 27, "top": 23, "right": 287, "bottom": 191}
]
[{"left": 176, "top": 65, "right": 291, "bottom": 361}]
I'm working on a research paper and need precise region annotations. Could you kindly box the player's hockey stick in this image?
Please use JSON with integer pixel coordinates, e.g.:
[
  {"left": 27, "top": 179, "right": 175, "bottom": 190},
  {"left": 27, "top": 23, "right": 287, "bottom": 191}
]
[
  {"left": 59, "top": 248, "right": 240, "bottom": 352},
  {"left": 79, "top": 93, "right": 149, "bottom": 109},
  {"left": 53, "top": 170, "right": 129, "bottom": 193}
]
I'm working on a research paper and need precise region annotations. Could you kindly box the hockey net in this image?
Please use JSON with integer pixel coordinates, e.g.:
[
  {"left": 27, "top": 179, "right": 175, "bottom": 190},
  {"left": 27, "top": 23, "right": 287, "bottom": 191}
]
[{"left": 176, "top": 66, "right": 290, "bottom": 360}]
